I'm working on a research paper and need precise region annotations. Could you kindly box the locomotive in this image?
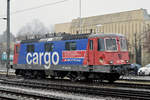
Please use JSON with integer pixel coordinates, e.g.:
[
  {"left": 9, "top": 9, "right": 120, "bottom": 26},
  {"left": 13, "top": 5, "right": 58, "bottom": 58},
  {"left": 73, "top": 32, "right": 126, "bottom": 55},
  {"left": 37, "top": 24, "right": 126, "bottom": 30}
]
[{"left": 13, "top": 33, "right": 130, "bottom": 82}]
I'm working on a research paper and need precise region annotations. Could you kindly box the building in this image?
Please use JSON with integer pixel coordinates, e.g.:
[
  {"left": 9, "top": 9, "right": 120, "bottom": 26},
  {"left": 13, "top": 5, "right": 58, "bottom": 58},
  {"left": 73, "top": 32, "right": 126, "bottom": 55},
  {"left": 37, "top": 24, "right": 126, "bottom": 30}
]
[
  {"left": 55, "top": 22, "right": 71, "bottom": 33},
  {"left": 54, "top": 9, "right": 150, "bottom": 65}
]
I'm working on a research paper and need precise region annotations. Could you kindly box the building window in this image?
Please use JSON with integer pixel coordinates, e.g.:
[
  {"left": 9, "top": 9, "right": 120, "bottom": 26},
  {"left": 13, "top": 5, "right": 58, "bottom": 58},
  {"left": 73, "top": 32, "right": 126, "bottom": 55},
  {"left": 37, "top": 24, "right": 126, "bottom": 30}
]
[
  {"left": 27, "top": 45, "right": 34, "bottom": 52},
  {"left": 90, "top": 29, "right": 93, "bottom": 33},
  {"left": 76, "top": 31, "right": 79, "bottom": 34},
  {"left": 45, "top": 43, "right": 54, "bottom": 52},
  {"left": 65, "top": 42, "right": 76, "bottom": 51}
]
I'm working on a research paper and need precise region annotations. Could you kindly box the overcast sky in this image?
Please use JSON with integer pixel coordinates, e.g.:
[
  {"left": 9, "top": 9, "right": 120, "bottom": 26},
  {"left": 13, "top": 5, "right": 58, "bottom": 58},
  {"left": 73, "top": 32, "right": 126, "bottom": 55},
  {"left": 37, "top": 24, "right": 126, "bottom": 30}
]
[{"left": 0, "top": 0, "right": 150, "bottom": 35}]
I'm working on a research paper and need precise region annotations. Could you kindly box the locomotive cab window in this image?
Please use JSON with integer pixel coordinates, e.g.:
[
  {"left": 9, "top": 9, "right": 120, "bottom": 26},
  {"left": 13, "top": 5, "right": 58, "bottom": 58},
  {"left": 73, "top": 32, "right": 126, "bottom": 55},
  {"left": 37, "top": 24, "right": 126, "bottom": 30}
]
[
  {"left": 45, "top": 43, "right": 54, "bottom": 52},
  {"left": 65, "top": 42, "right": 76, "bottom": 51},
  {"left": 120, "top": 38, "right": 127, "bottom": 51},
  {"left": 105, "top": 38, "right": 117, "bottom": 51},
  {"left": 98, "top": 38, "right": 105, "bottom": 51},
  {"left": 27, "top": 45, "right": 34, "bottom": 52}
]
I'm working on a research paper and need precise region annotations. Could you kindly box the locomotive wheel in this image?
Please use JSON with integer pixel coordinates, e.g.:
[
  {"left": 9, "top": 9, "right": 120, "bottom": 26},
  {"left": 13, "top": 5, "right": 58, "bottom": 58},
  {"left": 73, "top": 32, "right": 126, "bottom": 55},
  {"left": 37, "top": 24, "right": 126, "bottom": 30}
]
[
  {"left": 15, "top": 69, "right": 20, "bottom": 76},
  {"left": 50, "top": 75, "right": 55, "bottom": 79},
  {"left": 67, "top": 72, "right": 78, "bottom": 82},
  {"left": 24, "top": 71, "right": 32, "bottom": 79},
  {"left": 107, "top": 73, "right": 120, "bottom": 83},
  {"left": 16, "top": 69, "right": 24, "bottom": 76},
  {"left": 108, "top": 78, "right": 116, "bottom": 83},
  {"left": 36, "top": 71, "right": 46, "bottom": 79},
  {"left": 36, "top": 74, "right": 42, "bottom": 79},
  {"left": 56, "top": 71, "right": 68, "bottom": 79},
  {"left": 32, "top": 71, "right": 38, "bottom": 79}
]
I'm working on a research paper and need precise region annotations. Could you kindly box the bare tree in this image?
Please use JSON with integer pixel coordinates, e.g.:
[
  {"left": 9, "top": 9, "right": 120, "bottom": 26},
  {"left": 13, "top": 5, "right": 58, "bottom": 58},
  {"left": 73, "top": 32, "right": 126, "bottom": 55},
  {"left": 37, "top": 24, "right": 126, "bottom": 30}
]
[
  {"left": 143, "top": 30, "right": 150, "bottom": 52},
  {"left": 0, "top": 31, "right": 15, "bottom": 43},
  {"left": 17, "top": 19, "right": 51, "bottom": 37}
]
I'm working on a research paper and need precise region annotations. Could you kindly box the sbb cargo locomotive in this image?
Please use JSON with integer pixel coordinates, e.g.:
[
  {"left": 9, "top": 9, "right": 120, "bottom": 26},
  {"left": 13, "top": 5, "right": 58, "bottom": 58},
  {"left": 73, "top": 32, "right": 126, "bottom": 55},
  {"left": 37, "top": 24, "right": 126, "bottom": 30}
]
[{"left": 13, "top": 33, "right": 130, "bottom": 82}]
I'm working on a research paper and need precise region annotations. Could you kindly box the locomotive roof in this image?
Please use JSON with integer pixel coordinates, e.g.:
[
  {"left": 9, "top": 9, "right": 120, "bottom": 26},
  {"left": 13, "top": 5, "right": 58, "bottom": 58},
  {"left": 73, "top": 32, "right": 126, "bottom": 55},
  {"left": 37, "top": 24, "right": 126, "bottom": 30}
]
[
  {"left": 89, "top": 33, "right": 125, "bottom": 38},
  {"left": 20, "top": 33, "right": 125, "bottom": 44},
  {"left": 21, "top": 33, "right": 90, "bottom": 43}
]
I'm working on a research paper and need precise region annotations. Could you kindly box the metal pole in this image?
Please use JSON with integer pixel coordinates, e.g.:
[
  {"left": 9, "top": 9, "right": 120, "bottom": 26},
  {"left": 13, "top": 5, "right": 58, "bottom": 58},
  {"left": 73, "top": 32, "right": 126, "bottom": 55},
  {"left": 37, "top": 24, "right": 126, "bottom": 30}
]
[
  {"left": 6, "top": 0, "right": 10, "bottom": 77},
  {"left": 134, "top": 33, "right": 137, "bottom": 63},
  {"left": 79, "top": 0, "right": 81, "bottom": 34},
  {"left": 138, "top": 39, "right": 142, "bottom": 65}
]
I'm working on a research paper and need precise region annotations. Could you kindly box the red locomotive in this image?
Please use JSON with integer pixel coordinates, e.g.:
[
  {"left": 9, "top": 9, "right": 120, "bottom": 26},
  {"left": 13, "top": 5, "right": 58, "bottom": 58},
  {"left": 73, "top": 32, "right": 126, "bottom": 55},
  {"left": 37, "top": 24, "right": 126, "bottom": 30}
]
[{"left": 13, "top": 33, "right": 130, "bottom": 82}]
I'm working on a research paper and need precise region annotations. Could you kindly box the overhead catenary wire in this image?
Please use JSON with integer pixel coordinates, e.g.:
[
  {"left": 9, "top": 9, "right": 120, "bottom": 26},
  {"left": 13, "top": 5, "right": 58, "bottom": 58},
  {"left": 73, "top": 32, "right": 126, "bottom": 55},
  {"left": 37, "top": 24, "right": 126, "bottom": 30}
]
[{"left": 0, "top": 0, "right": 69, "bottom": 17}]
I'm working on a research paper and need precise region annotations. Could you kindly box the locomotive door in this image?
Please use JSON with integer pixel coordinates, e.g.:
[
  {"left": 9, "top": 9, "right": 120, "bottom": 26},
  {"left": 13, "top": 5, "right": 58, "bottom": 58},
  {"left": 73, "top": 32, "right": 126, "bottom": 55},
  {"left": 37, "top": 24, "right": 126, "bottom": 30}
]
[
  {"left": 88, "top": 39, "right": 95, "bottom": 65},
  {"left": 13, "top": 44, "right": 20, "bottom": 64}
]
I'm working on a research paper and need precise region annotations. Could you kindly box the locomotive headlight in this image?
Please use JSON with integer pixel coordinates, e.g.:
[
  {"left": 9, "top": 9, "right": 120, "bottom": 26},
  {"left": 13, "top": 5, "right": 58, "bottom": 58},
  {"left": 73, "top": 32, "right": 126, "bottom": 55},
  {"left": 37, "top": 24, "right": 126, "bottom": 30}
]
[
  {"left": 99, "top": 58, "right": 103, "bottom": 63},
  {"left": 126, "top": 60, "right": 129, "bottom": 63},
  {"left": 109, "top": 60, "right": 113, "bottom": 64}
]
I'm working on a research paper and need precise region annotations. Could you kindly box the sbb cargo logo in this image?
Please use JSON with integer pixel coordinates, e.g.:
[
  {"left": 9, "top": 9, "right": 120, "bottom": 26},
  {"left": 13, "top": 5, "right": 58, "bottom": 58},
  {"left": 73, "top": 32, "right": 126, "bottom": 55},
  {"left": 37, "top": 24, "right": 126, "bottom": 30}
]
[
  {"left": 62, "top": 50, "right": 86, "bottom": 62},
  {"left": 62, "top": 50, "right": 86, "bottom": 58},
  {"left": 26, "top": 52, "right": 59, "bottom": 69}
]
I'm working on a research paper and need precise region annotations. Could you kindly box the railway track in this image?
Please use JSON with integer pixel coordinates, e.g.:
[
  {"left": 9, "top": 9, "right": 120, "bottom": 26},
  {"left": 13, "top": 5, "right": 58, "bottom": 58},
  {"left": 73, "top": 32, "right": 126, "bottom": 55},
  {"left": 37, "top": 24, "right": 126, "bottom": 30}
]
[
  {"left": 1, "top": 71, "right": 150, "bottom": 99},
  {"left": 120, "top": 76, "right": 150, "bottom": 82},
  {"left": 0, "top": 86, "right": 63, "bottom": 100},
  {"left": 0, "top": 77, "right": 150, "bottom": 99}
]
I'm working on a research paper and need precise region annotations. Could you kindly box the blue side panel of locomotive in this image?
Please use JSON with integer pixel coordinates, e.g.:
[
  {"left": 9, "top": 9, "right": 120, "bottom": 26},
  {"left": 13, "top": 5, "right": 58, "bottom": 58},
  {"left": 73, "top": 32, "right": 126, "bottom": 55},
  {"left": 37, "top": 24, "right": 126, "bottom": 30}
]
[{"left": 18, "top": 39, "right": 88, "bottom": 66}]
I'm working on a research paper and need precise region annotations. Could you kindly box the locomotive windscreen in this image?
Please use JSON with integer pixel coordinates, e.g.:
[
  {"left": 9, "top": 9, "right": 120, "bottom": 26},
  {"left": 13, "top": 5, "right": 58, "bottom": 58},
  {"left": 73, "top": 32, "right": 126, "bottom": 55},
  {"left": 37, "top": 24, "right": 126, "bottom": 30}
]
[{"left": 105, "top": 38, "right": 117, "bottom": 51}]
